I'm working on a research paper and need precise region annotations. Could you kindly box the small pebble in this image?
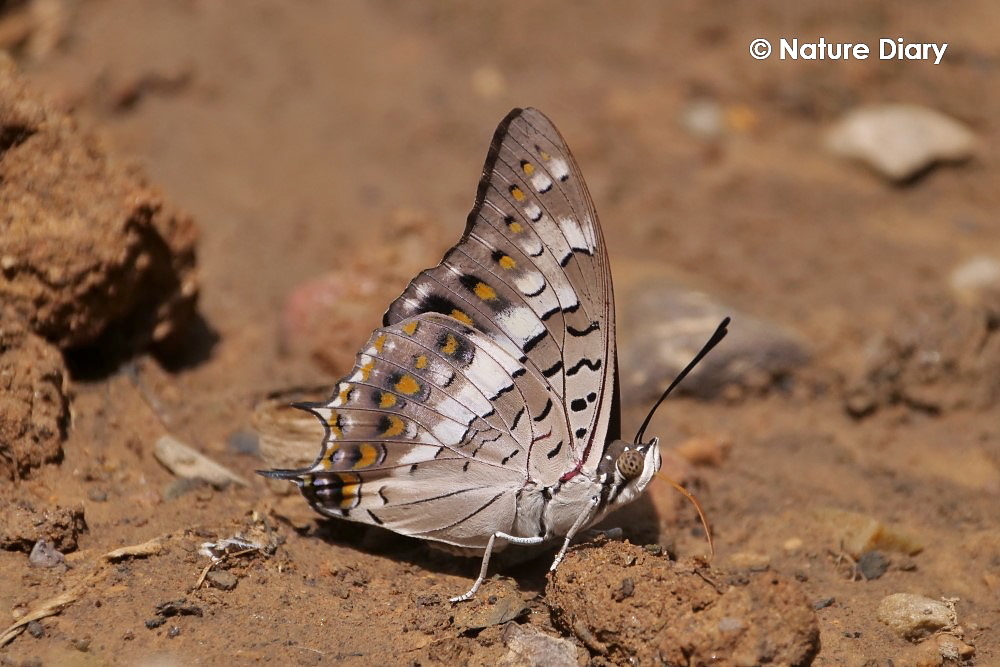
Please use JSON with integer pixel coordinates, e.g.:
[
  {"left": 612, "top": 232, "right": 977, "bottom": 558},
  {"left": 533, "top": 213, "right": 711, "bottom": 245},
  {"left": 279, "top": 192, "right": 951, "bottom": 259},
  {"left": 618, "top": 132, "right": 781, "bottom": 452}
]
[
  {"left": 226, "top": 428, "right": 260, "bottom": 457},
  {"left": 858, "top": 550, "right": 890, "bottom": 580},
  {"left": 727, "top": 552, "right": 771, "bottom": 571},
  {"left": 950, "top": 255, "right": 1000, "bottom": 311},
  {"left": 70, "top": 637, "right": 91, "bottom": 652},
  {"left": 168, "top": 625, "right": 181, "bottom": 638},
  {"left": 26, "top": 621, "right": 44, "bottom": 638},
  {"left": 87, "top": 489, "right": 108, "bottom": 502},
  {"left": 813, "top": 597, "right": 835, "bottom": 610},
  {"left": 207, "top": 570, "right": 238, "bottom": 591},
  {"left": 145, "top": 617, "right": 166, "bottom": 629},
  {"left": 876, "top": 593, "right": 957, "bottom": 640},
  {"left": 29, "top": 539, "right": 65, "bottom": 568}
]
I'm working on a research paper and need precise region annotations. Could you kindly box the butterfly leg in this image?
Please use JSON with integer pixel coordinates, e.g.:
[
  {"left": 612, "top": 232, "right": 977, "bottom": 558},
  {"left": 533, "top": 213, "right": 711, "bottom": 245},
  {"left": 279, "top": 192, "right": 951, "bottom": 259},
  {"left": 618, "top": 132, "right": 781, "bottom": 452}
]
[
  {"left": 549, "top": 495, "right": 600, "bottom": 572},
  {"left": 450, "top": 531, "right": 545, "bottom": 603}
]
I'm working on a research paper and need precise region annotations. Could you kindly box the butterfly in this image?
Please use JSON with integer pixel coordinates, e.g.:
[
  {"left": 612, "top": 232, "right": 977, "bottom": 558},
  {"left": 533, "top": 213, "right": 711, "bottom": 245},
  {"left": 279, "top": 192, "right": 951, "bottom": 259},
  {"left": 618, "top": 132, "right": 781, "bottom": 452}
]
[{"left": 262, "top": 108, "right": 726, "bottom": 602}]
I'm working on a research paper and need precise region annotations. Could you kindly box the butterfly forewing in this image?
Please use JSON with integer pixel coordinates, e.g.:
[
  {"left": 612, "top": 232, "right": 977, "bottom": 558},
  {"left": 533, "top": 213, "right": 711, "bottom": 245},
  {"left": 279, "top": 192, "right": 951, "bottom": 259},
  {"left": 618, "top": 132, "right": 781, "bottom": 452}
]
[{"left": 384, "top": 108, "right": 618, "bottom": 485}]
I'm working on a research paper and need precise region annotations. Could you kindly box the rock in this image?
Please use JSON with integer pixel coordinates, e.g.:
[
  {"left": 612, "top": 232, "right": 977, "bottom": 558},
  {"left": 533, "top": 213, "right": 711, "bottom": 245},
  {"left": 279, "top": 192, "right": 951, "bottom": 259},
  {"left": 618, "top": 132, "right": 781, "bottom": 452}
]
[
  {"left": 0, "top": 497, "right": 86, "bottom": 552},
  {"left": 226, "top": 428, "right": 260, "bottom": 457},
  {"left": 0, "top": 311, "right": 69, "bottom": 480},
  {"left": 949, "top": 255, "right": 1000, "bottom": 314},
  {"left": 153, "top": 434, "right": 248, "bottom": 488},
  {"left": 206, "top": 570, "right": 238, "bottom": 591},
  {"left": 858, "top": 550, "right": 889, "bottom": 581},
  {"left": 0, "top": 58, "right": 199, "bottom": 350},
  {"left": 812, "top": 508, "right": 923, "bottom": 558},
  {"left": 727, "top": 551, "right": 771, "bottom": 572},
  {"left": 26, "top": 620, "right": 44, "bottom": 639},
  {"left": 876, "top": 593, "right": 958, "bottom": 641},
  {"left": 826, "top": 104, "right": 976, "bottom": 182},
  {"left": 499, "top": 623, "right": 580, "bottom": 667},
  {"left": 621, "top": 284, "right": 810, "bottom": 400},
  {"left": 28, "top": 539, "right": 65, "bottom": 568},
  {"left": 547, "top": 541, "right": 818, "bottom": 666},
  {"left": 452, "top": 579, "right": 528, "bottom": 630},
  {"left": 679, "top": 99, "right": 724, "bottom": 139},
  {"left": 252, "top": 387, "right": 328, "bottom": 473},
  {"left": 857, "top": 550, "right": 889, "bottom": 580}
]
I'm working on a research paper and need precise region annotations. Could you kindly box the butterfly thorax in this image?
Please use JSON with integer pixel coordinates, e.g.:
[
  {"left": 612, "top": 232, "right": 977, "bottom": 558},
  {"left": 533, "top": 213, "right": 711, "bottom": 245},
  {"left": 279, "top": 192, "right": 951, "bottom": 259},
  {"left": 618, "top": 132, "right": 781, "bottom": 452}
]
[{"left": 511, "top": 437, "right": 662, "bottom": 543}]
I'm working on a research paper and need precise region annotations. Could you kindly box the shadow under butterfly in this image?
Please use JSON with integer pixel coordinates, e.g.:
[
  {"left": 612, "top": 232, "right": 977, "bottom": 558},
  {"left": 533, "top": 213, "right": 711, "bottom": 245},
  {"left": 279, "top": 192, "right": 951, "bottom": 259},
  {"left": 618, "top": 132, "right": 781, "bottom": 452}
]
[{"left": 262, "top": 108, "right": 728, "bottom": 601}]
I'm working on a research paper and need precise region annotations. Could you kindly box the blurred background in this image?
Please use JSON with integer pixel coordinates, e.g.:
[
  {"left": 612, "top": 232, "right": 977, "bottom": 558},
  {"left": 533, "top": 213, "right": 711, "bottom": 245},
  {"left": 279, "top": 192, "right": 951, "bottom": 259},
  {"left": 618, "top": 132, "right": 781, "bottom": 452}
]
[{"left": 2, "top": 1, "right": 997, "bottom": 664}]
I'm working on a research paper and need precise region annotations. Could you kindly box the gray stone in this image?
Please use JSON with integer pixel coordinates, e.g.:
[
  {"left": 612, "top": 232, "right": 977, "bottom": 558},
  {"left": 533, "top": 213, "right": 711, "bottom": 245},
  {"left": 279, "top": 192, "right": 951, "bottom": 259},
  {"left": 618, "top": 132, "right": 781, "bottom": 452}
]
[
  {"left": 500, "top": 622, "right": 580, "bottom": 667},
  {"left": 621, "top": 284, "right": 810, "bottom": 400},
  {"left": 28, "top": 539, "right": 65, "bottom": 568},
  {"left": 826, "top": 104, "right": 976, "bottom": 182}
]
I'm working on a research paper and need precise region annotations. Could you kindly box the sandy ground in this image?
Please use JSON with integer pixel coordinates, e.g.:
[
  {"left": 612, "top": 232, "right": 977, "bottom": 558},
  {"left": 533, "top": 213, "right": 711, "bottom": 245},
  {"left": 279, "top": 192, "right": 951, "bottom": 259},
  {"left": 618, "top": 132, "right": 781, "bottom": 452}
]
[{"left": 2, "top": 1, "right": 999, "bottom": 665}]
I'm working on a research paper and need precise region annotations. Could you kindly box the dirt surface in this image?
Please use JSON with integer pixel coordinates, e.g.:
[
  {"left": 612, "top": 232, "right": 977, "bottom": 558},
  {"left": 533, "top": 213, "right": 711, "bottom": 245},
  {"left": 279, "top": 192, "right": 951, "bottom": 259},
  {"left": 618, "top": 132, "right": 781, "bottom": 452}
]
[{"left": 2, "top": 1, "right": 999, "bottom": 665}]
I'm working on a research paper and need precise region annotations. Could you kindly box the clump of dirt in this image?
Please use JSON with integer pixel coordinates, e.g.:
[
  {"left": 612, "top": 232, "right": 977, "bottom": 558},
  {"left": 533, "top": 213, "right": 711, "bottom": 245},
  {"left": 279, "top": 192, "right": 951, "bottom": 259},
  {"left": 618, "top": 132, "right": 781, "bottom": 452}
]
[
  {"left": 0, "top": 492, "right": 86, "bottom": 552},
  {"left": 0, "top": 309, "right": 69, "bottom": 480},
  {"left": 547, "top": 541, "right": 819, "bottom": 666},
  {"left": 0, "top": 56, "right": 199, "bottom": 354},
  {"left": 843, "top": 296, "right": 1000, "bottom": 417}
]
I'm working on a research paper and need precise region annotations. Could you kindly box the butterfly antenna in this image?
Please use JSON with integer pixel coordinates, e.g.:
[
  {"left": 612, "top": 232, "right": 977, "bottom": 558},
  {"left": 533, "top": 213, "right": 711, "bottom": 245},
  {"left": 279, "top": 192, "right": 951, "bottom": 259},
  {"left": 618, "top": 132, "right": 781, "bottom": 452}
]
[{"left": 633, "top": 317, "right": 730, "bottom": 444}]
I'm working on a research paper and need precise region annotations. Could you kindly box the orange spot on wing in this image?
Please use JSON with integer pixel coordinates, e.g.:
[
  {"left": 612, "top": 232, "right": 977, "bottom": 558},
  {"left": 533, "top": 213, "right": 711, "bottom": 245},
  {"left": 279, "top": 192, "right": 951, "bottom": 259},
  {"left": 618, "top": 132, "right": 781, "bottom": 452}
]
[
  {"left": 373, "top": 334, "right": 387, "bottom": 353},
  {"left": 354, "top": 443, "right": 381, "bottom": 469},
  {"left": 414, "top": 354, "right": 428, "bottom": 369},
  {"left": 498, "top": 255, "right": 516, "bottom": 269},
  {"left": 395, "top": 374, "right": 421, "bottom": 395},
  {"left": 522, "top": 162, "right": 535, "bottom": 175},
  {"left": 474, "top": 282, "right": 497, "bottom": 301},
  {"left": 401, "top": 320, "right": 419, "bottom": 335},
  {"left": 510, "top": 186, "right": 525, "bottom": 202},
  {"left": 442, "top": 334, "right": 459, "bottom": 356},
  {"left": 379, "top": 392, "right": 397, "bottom": 408},
  {"left": 450, "top": 309, "right": 473, "bottom": 325},
  {"left": 328, "top": 410, "right": 343, "bottom": 437},
  {"left": 382, "top": 415, "right": 405, "bottom": 437},
  {"left": 360, "top": 358, "right": 375, "bottom": 381}
]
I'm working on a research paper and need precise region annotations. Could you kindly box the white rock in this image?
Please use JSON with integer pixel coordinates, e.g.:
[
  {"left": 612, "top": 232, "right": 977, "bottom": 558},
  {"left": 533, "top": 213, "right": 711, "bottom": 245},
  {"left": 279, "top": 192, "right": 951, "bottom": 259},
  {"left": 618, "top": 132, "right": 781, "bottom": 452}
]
[
  {"left": 154, "top": 434, "right": 248, "bottom": 488},
  {"left": 876, "top": 593, "right": 958, "bottom": 640},
  {"left": 950, "top": 255, "right": 1000, "bottom": 309},
  {"left": 826, "top": 104, "right": 976, "bottom": 182}
]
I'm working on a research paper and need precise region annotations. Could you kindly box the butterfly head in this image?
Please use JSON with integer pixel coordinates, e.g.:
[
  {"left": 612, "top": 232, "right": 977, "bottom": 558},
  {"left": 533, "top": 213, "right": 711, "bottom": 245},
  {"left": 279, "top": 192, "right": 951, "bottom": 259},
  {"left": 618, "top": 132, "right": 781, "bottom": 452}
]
[{"left": 598, "top": 437, "right": 661, "bottom": 506}]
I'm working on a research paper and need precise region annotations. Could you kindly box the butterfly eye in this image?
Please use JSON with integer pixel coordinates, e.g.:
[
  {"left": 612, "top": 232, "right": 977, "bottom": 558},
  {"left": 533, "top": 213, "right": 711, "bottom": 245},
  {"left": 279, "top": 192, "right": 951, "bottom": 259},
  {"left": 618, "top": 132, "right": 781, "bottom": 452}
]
[{"left": 616, "top": 449, "right": 644, "bottom": 480}]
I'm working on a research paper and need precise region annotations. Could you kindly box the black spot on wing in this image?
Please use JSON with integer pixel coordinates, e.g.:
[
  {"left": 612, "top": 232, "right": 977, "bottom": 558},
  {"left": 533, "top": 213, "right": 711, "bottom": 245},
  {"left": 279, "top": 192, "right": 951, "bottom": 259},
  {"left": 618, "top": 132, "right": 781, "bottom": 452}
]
[
  {"left": 568, "top": 321, "right": 599, "bottom": 337},
  {"left": 534, "top": 398, "right": 553, "bottom": 422},
  {"left": 523, "top": 330, "right": 547, "bottom": 353},
  {"left": 512, "top": 407, "right": 525, "bottom": 430},
  {"left": 566, "top": 358, "right": 601, "bottom": 376},
  {"left": 570, "top": 398, "right": 587, "bottom": 412},
  {"left": 546, "top": 440, "right": 564, "bottom": 459},
  {"left": 542, "top": 360, "right": 563, "bottom": 378}
]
